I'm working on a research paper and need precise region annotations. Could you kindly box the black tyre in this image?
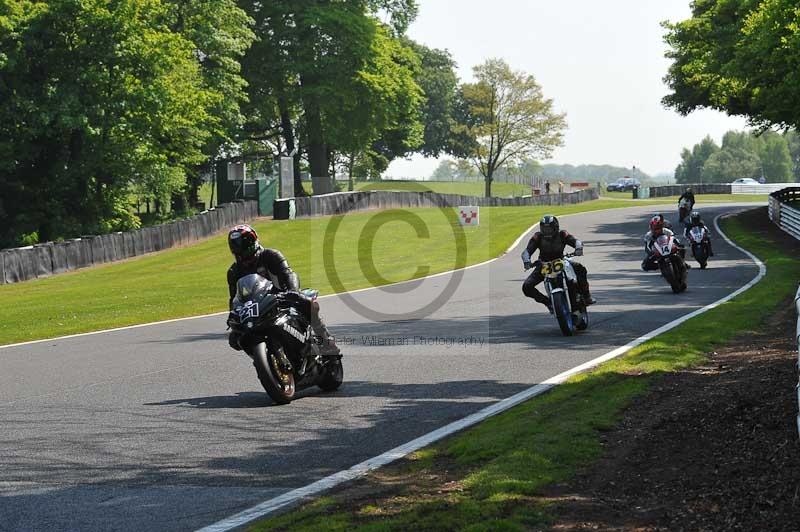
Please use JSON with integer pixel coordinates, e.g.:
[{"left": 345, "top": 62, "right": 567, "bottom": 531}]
[
  {"left": 318, "top": 358, "right": 344, "bottom": 392},
  {"left": 552, "top": 291, "right": 574, "bottom": 336},
  {"left": 693, "top": 243, "right": 708, "bottom": 269},
  {"left": 252, "top": 341, "right": 295, "bottom": 405},
  {"left": 659, "top": 259, "right": 681, "bottom": 294}
]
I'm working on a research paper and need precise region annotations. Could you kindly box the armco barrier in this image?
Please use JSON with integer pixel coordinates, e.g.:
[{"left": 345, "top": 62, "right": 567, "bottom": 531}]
[
  {"left": 768, "top": 187, "right": 800, "bottom": 241},
  {"left": 641, "top": 184, "right": 732, "bottom": 198},
  {"left": 273, "top": 189, "right": 599, "bottom": 220},
  {"left": 0, "top": 200, "right": 258, "bottom": 285}
]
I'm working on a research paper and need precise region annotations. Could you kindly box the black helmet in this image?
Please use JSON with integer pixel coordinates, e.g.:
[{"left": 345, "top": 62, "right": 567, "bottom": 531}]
[
  {"left": 690, "top": 211, "right": 701, "bottom": 225},
  {"left": 540, "top": 215, "right": 559, "bottom": 239},
  {"left": 686, "top": 187, "right": 693, "bottom": 194},
  {"left": 228, "top": 224, "right": 260, "bottom": 263}
]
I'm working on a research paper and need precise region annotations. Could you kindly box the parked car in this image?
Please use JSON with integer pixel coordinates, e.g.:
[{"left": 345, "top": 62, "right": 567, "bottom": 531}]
[
  {"left": 606, "top": 177, "right": 640, "bottom": 192},
  {"left": 730, "top": 178, "right": 760, "bottom": 185}
]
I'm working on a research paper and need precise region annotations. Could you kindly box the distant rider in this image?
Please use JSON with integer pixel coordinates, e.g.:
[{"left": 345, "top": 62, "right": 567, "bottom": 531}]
[
  {"left": 642, "top": 214, "right": 689, "bottom": 271},
  {"left": 521, "top": 215, "right": 596, "bottom": 313},
  {"left": 225, "top": 224, "right": 340, "bottom": 357},
  {"left": 679, "top": 187, "right": 696, "bottom": 210},
  {"left": 683, "top": 211, "right": 714, "bottom": 257}
]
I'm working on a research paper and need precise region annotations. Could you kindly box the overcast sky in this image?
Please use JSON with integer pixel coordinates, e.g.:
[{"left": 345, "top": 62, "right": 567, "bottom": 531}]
[{"left": 385, "top": 0, "right": 748, "bottom": 179}]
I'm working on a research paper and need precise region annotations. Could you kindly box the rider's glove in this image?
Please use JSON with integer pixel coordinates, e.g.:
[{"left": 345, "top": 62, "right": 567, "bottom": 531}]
[
  {"left": 574, "top": 247, "right": 584, "bottom": 256},
  {"left": 523, "top": 261, "right": 532, "bottom": 271}
]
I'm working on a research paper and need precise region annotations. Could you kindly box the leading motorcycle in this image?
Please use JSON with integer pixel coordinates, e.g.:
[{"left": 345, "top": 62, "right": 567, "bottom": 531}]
[
  {"left": 227, "top": 274, "right": 343, "bottom": 404},
  {"left": 542, "top": 253, "right": 589, "bottom": 336},
  {"left": 687, "top": 226, "right": 711, "bottom": 269},
  {"left": 652, "top": 234, "right": 688, "bottom": 293}
]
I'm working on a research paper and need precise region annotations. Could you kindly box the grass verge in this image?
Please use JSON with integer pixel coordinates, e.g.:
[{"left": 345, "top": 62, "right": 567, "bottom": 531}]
[
  {"left": 247, "top": 209, "right": 799, "bottom": 532},
  {"left": 2, "top": 199, "right": 650, "bottom": 346}
]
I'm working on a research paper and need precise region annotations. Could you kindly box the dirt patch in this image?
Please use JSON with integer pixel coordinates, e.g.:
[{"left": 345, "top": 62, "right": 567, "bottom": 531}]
[{"left": 546, "top": 208, "right": 800, "bottom": 531}]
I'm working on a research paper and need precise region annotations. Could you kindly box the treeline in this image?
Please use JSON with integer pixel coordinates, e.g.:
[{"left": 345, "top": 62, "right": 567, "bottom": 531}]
[
  {"left": 430, "top": 160, "right": 649, "bottom": 183},
  {"left": 675, "top": 131, "right": 799, "bottom": 184},
  {"left": 1, "top": 0, "right": 566, "bottom": 248},
  {"left": 664, "top": 0, "right": 800, "bottom": 184}
]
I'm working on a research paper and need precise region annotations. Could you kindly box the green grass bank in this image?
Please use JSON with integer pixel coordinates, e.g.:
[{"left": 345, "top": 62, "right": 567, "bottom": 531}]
[
  {"left": 2, "top": 199, "right": 645, "bottom": 346},
  {"left": 248, "top": 209, "right": 799, "bottom": 532}
]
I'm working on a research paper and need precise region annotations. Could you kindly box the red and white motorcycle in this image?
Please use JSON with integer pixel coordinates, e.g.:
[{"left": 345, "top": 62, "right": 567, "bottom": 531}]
[
  {"left": 686, "top": 226, "right": 711, "bottom": 269},
  {"left": 652, "top": 233, "right": 688, "bottom": 293}
]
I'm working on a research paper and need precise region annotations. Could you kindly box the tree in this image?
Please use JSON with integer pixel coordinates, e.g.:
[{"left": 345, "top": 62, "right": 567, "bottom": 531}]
[
  {"left": 701, "top": 147, "right": 761, "bottom": 183},
  {"left": 460, "top": 59, "right": 566, "bottom": 197},
  {"left": 675, "top": 135, "right": 720, "bottom": 183},
  {"left": 405, "top": 42, "right": 470, "bottom": 158},
  {"left": 328, "top": 26, "right": 424, "bottom": 191},
  {"left": 0, "top": 0, "right": 217, "bottom": 247},
  {"left": 238, "top": 0, "right": 421, "bottom": 195},
  {"left": 759, "top": 133, "right": 793, "bottom": 182},
  {"left": 164, "top": 0, "right": 255, "bottom": 209},
  {"left": 663, "top": 0, "right": 800, "bottom": 131}
]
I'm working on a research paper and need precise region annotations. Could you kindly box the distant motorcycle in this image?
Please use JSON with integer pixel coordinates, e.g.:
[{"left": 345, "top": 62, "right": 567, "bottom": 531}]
[
  {"left": 687, "top": 226, "right": 711, "bottom": 269},
  {"left": 227, "top": 274, "right": 343, "bottom": 405},
  {"left": 542, "top": 253, "right": 589, "bottom": 336},
  {"left": 652, "top": 234, "right": 688, "bottom": 293},
  {"left": 678, "top": 198, "right": 692, "bottom": 224}
]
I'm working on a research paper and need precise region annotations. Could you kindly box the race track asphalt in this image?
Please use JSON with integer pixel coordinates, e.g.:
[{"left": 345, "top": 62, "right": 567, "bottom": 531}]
[{"left": 0, "top": 204, "right": 760, "bottom": 532}]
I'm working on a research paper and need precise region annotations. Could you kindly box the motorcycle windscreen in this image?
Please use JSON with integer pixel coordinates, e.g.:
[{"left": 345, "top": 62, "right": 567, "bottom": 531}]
[
  {"left": 236, "top": 274, "right": 273, "bottom": 304},
  {"left": 654, "top": 235, "right": 673, "bottom": 256}
]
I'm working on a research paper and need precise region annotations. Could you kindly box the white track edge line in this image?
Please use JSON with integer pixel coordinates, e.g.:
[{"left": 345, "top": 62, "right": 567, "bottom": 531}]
[{"left": 196, "top": 210, "right": 766, "bottom": 532}]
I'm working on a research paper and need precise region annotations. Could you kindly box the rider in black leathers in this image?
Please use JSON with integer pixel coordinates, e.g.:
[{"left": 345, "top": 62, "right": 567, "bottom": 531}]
[
  {"left": 226, "top": 224, "right": 340, "bottom": 357},
  {"left": 683, "top": 211, "right": 714, "bottom": 257},
  {"left": 521, "top": 215, "right": 595, "bottom": 313},
  {"left": 678, "top": 187, "right": 696, "bottom": 211}
]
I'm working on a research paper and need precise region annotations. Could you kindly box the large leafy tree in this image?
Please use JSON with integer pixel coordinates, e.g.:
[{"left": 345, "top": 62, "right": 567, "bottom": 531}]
[
  {"left": 239, "top": 0, "right": 421, "bottom": 195},
  {"left": 164, "top": 0, "right": 254, "bottom": 209},
  {"left": 329, "top": 26, "right": 423, "bottom": 190},
  {"left": 461, "top": 58, "right": 566, "bottom": 197},
  {"left": 663, "top": 0, "right": 800, "bottom": 130},
  {"left": 0, "top": 0, "right": 216, "bottom": 247}
]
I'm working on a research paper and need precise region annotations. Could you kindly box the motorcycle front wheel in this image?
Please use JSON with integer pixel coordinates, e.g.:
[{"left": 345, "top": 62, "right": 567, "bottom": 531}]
[
  {"left": 552, "top": 291, "right": 575, "bottom": 337},
  {"left": 659, "top": 258, "right": 682, "bottom": 294},
  {"left": 252, "top": 341, "right": 296, "bottom": 405}
]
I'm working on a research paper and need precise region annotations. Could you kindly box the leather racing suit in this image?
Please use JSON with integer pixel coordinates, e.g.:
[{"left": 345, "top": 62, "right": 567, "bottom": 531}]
[
  {"left": 227, "top": 247, "right": 340, "bottom": 356},
  {"left": 641, "top": 228, "right": 687, "bottom": 271},
  {"left": 521, "top": 230, "right": 592, "bottom": 307}
]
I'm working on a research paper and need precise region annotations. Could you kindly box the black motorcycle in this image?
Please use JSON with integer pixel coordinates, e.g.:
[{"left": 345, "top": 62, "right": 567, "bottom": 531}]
[{"left": 227, "top": 274, "right": 343, "bottom": 404}]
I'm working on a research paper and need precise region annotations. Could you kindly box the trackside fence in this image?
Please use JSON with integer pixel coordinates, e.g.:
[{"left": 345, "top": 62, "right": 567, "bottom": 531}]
[
  {"left": 273, "top": 188, "right": 599, "bottom": 219},
  {"left": 769, "top": 187, "right": 800, "bottom": 438},
  {"left": 768, "top": 187, "right": 800, "bottom": 241},
  {"left": 0, "top": 200, "right": 258, "bottom": 285}
]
